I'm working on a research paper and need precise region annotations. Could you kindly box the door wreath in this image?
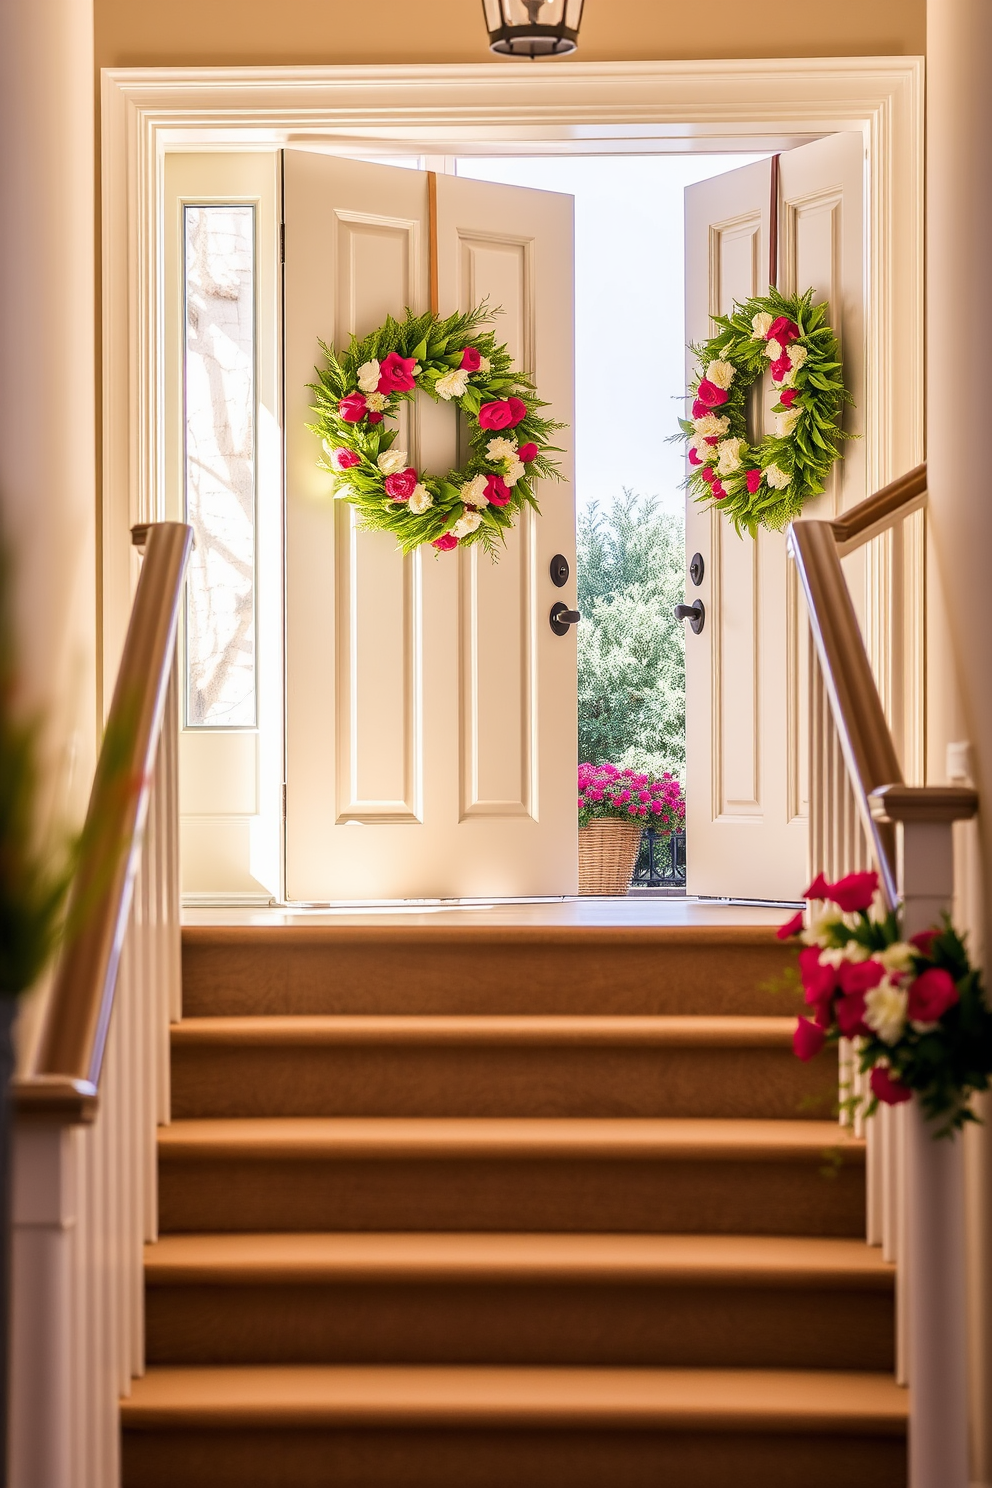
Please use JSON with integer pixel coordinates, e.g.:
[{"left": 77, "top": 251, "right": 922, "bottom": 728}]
[
  {"left": 308, "top": 305, "right": 564, "bottom": 556},
  {"left": 678, "top": 288, "right": 852, "bottom": 537}
]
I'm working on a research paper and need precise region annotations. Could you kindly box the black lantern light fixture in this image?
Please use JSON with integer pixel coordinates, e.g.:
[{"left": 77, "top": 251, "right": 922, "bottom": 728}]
[{"left": 481, "top": 0, "right": 585, "bottom": 58}]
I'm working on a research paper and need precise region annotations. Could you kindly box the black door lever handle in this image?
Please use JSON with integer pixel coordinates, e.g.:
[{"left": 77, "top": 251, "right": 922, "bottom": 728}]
[
  {"left": 674, "top": 599, "right": 705, "bottom": 635},
  {"left": 550, "top": 603, "right": 581, "bottom": 636}
]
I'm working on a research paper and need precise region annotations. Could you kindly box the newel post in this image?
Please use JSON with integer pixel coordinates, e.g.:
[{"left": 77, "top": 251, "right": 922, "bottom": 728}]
[{"left": 870, "top": 785, "right": 979, "bottom": 1488}]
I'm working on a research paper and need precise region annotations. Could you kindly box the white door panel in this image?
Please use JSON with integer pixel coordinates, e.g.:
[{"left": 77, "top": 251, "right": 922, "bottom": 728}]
[
  {"left": 684, "top": 135, "right": 864, "bottom": 900},
  {"left": 284, "top": 154, "right": 576, "bottom": 900}
]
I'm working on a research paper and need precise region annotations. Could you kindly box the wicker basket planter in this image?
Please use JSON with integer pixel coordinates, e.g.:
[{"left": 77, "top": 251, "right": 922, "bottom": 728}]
[{"left": 577, "top": 818, "right": 645, "bottom": 896}]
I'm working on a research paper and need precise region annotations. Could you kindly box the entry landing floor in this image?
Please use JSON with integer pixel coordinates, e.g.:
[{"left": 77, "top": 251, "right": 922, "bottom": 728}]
[{"left": 182, "top": 898, "right": 792, "bottom": 929}]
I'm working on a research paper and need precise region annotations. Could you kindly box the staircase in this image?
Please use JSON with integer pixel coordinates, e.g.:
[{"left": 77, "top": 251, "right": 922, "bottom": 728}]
[{"left": 121, "top": 922, "right": 907, "bottom": 1487}]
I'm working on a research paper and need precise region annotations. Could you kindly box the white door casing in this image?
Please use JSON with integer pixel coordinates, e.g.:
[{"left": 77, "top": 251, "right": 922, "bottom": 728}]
[
  {"left": 283, "top": 152, "right": 576, "bottom": 900},
  {"left": 684, "top": 133, "right": 866, "bottom": 901}
]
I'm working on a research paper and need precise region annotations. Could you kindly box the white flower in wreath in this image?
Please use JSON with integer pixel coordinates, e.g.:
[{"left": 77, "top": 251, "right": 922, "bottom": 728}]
[
  {"left": 436, "top": 367, "right": 471, "bottom": 401},
  {"left": 819, "top": 943, "right": 870, "bottom": 968},
  {"left": 692, "top": 413, "right": 730, "bottom": 441},
  {"left": 716, "top": 437, "right": 744, "bottom": 476},
  {"left": 879, "top": 941, "right": 917, "bottom": 975},
  {"left": 705, "top": 359, "right": 735, "bottom": 390},
  {"left": 864, "top": 979, "right": 909, "bottom": 1046},
  {"left": 377, "top": 449, "right": 410, "bottom": 476},
  {"left": 408, "top": 483, "right": 433, "bottom": 515},
  {"left": 504, "top": 459, "right": 526, "bottom": 486},
  {"left": 357, "top": 360, "right": 381, "bottom": 393},
  {"left": 764, "top": 463, "right": 791, "bottom": 490},
  {"left": 765, "top": 337, "right": 783, "bottom": 361},
  {"left": 366, "top": 392, "right": 389, "bottom": 412},
  {"left": 477, "top": 355, "right": 492, "bottom": 374},
  {"left": 460, "top": 473, "right": 490, "bottom": 507},
  {"left": 452, "top": 509, "right": 483, "bottom": 539},
  {"left": 486, "top": 436, "right": 517, "bottom": 463},
  {"left": 788, "top": 344, "right": 808, "bottom": 371},
  {"left": 752, "top": 311, "right": 774, "bottom": 338},
  {"left": 691, "top": 438, "right": 717, "bottom": 463},
  {"left": 774, "top": 409, "right": 801, "bottom": 439}
]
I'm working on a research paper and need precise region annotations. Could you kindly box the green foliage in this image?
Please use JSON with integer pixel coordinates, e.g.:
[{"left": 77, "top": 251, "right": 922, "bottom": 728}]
[
  {"left": 307, "top": 304, "right": 565, "bottom": 557},
  {"left": 678, "top": 287, "right": 854, "bottom": 537},
  {"left": 577, "top": 492, "right": 685, "bottom": 780}
]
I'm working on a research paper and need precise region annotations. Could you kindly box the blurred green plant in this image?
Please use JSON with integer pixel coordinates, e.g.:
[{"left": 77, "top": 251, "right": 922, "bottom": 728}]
[{"left": 577, "top": 491, "right": 685, "bottom": 780}]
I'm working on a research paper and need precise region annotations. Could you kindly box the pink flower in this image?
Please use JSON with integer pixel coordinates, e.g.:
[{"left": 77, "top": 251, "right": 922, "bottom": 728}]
[
  {"left": 518, "top": 442, "right": 538, "bottom": 464},
  {"left": 777, "top": 910, "right": 804, "bottom": 941},
  {"left": 691, "top": 398, "right": 710, "bottom": 420},
  {"left": 770, "top": 354, "right": 792, "bottom": 384},
  {"left": 432, "top": 533, "right": 459, "bottom": 551},
  {"left": 794, "top": 1017, "right": 826, "bottom": 1062},
  {"left": 711, "top": 480, "right": 727, "bottom": 500},
  {"left": 460, "top": 347, "right": 482, "bottom": 371},
  {"left": 907, "top": 967, "right": 959, "bottom": 1023},
  {"left": 479, "top": 400, "right": 515, "bottom": 430},
  {"left": 338, "top": 393, "right": 368, "bottom": 423},
  {"left": 333, "top": 449, "right": 361, "bottom": 470},
  {"left": 779, "top": 388, "right": 798, "bottom": 408},
  {"left": 871, "top": 1065, "right": 912, "bottom": 1106},
  {"left": 910, "top": 930, "right": 938, "bottom": 957},
  {"left": 836, "top": 991, "right": 871, "bottom": 1038},
  {"left": 507, "top": 396, "right": 528, "bottom": 426},
  {"left": 695, "top": 378, "right": 729, "bottom": 409},
  {"left": 768, "top": 316, "right": 800, "bottom": 346},
  {"left": 745, "top": 469, "right": 762, "bottom": 494},
  {"left": 701, "top": 467, "right": 716, "bottom": 485},
  {"left": 688, "top": 448, "right": 703, "bottom": 466},
  {"left": 377, "top": 351, "right": 418, "bottom": 394},
  {"left": 384, "top": 467, "right": 419, "bottom": 502},
  {"left": 483, "top": 474, "right": 511, "bottom": 507},
  {"left": 838, "top": 960, "right": 886, "bottom": 996},
  {"left": 799, "top": 946, "right": 837, "bottom": 1012},
  {"left": 827, "top": 871, "right": 878, "bottom": 913},
  {"left": 368, "top": 411, "right": 383, "bottom": 424},
  {"left": 804, "top": 872, "right": 831, "bottom": 900}
]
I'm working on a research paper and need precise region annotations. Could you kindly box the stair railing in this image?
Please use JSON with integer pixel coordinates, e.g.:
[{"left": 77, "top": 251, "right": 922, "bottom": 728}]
[
  {"left": 788, "top": 463, "right": 976, "bottom": 1488},
  {"left": 10, "top": 522, "right": 192, "bottom": 1488}
]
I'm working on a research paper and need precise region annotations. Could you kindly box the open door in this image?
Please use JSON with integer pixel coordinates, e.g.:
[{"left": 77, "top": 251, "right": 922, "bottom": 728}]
[
  {"left": 283, "top": 153, "right": 576, "bottom": 900},
  {"left": 683, "top": 134, "right": 866, "bottom": 901}
]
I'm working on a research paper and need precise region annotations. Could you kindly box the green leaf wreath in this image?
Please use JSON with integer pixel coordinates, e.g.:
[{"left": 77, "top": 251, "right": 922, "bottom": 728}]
[
  {"left": 308, "top": 304, "right": 565, "bottom": 558},
  {"left": 678, "top": 288, "right": 853, "bottom": 537}
]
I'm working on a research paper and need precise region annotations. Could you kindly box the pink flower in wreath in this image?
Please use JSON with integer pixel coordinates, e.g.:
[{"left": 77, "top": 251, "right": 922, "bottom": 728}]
[
  {"left": 484, "top": 474, "right": 512, "bottom": 507},
  {"left": 770, "top": 354, "right": 792, "bottom": 384},
  {"left": 711, "top": 480, "right": 728, "bottom": 500},
  {"left": 745, "top": 469, "right": 762, "bottom": 494},
  {"left": 793, "top": 1016, "right": 826, "bottom": 1062},
  {"left": 777, "top": 910, "right": 804, "bottom": 941},
  {"left": 767, "top": 315, "right": 801, "bottom": 346},
  {"left": 479, "top": 400, "right": 515, "bottom": 430},
  {"left": 432, "top": 533, "right": 459, "bottom": 551},
  {"left": 907, "top": 967, "right": 959, "bottom": 1024},
  {"left": 377, "top": 351, "right": 419, "bottom": 394},
  {"left": 695, "top": 378, "right": 729, "bottom": 409},
  {"left": 460, "top": 347, "right": 483, "bottom": 371},
  {"left": 368, "top": 411, "right": 383, "bottom": 424},
  {"left": 691, "top": 398, "right": 710, "bottom": 420},
  {"left": 518, "top": 442, "right": 538, "bottom": 464},
  {"left": 333, "top": 449, "right": 361, "bottom": 470},
  {"left": 779, "top": 388, "right": 798, "bottom": 409},
  {"left": 870, "top": 1065, "right": 912, "bottom": 1106},
  {"left": 384, "top": 467, "right": 419, "bottom": 502},
  {"left": 338, "top": 393, "right": 368, "bottom": 423},
  {"left": 688, "top": 447, "right": 703, "bottom": 467},
  {"left": 701, "top": 467, "right": 716, "bottom": 485},
  {"left": 828, "top": 871, "right": 879, "bottom": 913}
]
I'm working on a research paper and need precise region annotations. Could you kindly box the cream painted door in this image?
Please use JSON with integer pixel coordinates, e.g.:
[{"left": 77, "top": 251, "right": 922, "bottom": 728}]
[
  {"left": 684, "top": 134, "right": 865, "bottom": 900},
  {"left": 283, "top": 152, "right": 576, "bottom": 900}
]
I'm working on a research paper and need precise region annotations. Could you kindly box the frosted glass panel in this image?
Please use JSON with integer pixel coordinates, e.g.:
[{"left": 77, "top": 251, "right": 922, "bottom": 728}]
[{"left": 183, "top": 204, "right": 256, "bottom": 727}]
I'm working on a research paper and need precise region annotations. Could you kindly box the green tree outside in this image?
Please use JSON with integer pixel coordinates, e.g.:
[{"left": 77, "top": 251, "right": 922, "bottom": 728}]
[{"left": 576, "top": 491, "right": 686, "bottom": 782}]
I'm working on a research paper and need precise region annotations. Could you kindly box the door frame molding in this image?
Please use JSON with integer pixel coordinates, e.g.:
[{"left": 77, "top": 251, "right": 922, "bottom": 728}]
[{"left": 101, "top": 54, "right": 924, "bottom": 753}]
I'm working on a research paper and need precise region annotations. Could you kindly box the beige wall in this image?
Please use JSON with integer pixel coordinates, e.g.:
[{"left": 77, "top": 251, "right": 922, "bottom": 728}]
[{"left": 95, "top": 0, "right": 924, "bottom": 70}]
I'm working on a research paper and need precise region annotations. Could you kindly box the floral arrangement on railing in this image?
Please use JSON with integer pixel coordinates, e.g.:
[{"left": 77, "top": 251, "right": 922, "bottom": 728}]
[
  {"left": 779, "top": 869, "right": 992, "bottom": 1135},
  {"left": 578, "top": 763, "right": 685, "bottom": 834}
]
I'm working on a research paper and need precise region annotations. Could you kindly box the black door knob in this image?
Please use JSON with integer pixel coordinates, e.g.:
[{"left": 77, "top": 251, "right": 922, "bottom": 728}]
[
  {"left": 550, "top": 602, "right": 581, "bottom": 636},
  {"left": 689, "top": 552, "right": 705, "bottom": 587},
  {"left": 674, "top": 599, "right": 705, "bottom": 635},
  {"left": 550, "top": 554, "right": 570, "bottom": 587}
]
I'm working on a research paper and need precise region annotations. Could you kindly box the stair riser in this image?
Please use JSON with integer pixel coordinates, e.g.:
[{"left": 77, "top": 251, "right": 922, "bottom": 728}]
[
  {"left": 182, "top": 935, "right": 797, "bottom": 1018},
  {"left": 170, "top": 1044, "right": 837, "bottom": 1121},
  {"left": 145, "top": 1281, "right": 894, "bottom": 1371},
  {"left": 159, "top": 1156, "right": 865, "bottom": 1236},
  {"left": 122, "top": 1424, "right": 906, "bottom": 1488}
]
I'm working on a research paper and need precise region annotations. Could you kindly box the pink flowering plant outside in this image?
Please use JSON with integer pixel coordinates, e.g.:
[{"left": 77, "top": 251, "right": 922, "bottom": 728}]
[
  {"left": 577, "top": 763, "right": 685, "bottom": 836},
  {"left": 779, "top": 869, "right": 992, "bottom": 1136}
]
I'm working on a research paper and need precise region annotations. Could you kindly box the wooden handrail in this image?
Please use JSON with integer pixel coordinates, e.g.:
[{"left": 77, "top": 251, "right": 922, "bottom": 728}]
[
  {"left": 14, "top": 522, "right": 193, "bottom": 1123},
  {"left": 829, "top": 462, "right": 927, "bottom": 555}
]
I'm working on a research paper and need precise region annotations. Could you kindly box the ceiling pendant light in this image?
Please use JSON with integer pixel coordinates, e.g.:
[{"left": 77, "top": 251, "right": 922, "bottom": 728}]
[{"left": 481, "top": 0, "right": 585, "bottom": 58}]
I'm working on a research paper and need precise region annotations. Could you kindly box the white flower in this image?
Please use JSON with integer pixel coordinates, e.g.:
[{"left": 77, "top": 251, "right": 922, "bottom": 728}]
[
  {"left": 879, "top": 942, "right": 917, "bottom": 975},
  {"left": 819, "top": 943, "right": 871, "bottom": 969},
  {"left": 752, "top": 311, "right": 774, "bottom": 338},
  {"left": 486, "top": 436, "right": 518, "bottom": 463},
  {"left": 706, "top": 359, "right": 736, "bottom": 390},
  {"left": 765, "top": 337, "right": 783, "bottom": 361},
  {"left": 452, "top": 509, "right": 483, "bottom": 539},
  {"left": 788, "top": 344, "right": 808, "bottom": 370},
  {"left": 322, "top": 438, "right": 333, "bottom": 456},
  {"left": 366, "top": 391, "right": 388, "bottom": 412},
  {"left": 504, "top": 459, "right": 525, "bottom": 486},
  {"left": 357, "top": 360, "right": 381, "bottom": 393},
  {"left": 864, "top": 979, "right": 909, "bottom": 1046},
  {"left": 716, "top": 437, "right": 744, "bottom": 476},
  {"left": 774, "top": 409, "right": 801, "bottom": 439},
  {"left": 408, "top": 483, "right": 433, "bottom": 515},
  {"left": 764, "top": 463, "right": 791, "bottom": 490},
  {"left": 460, "top": 474, "right": 490, "bottom": 507},
  {"left": 377, "top": 449, "right": 409, "bottom": 476},
  {"left": 477, "top": 355, "right": 492, "bottom": 374},
  {"left": 801, "top": 908, "right": 846, "bottom": 948},
  {"left": 436, "top": 367, "right": 471, "bottom": 401},
  {"left": 692, "top": 413, "right": 730, "bottom": 441}
]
